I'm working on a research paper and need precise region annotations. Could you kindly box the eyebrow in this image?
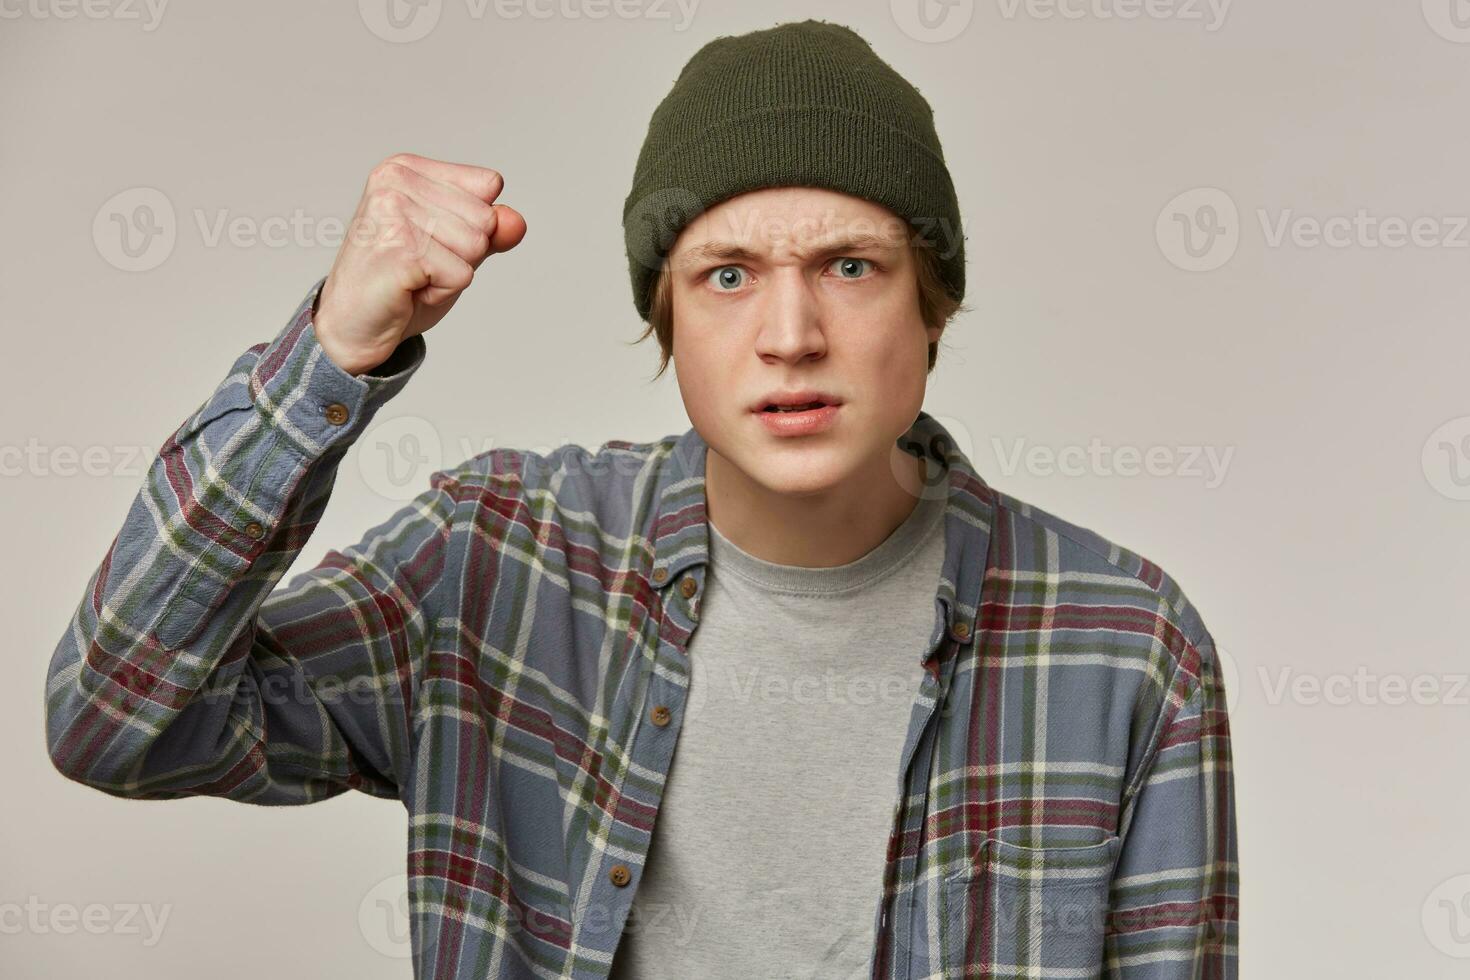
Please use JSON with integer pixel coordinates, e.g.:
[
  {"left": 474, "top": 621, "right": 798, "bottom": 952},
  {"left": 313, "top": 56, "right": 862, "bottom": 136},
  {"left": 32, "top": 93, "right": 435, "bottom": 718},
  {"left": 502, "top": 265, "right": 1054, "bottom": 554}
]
[{"left": 673, "top": 231, "right": 908, "bottom": 268}]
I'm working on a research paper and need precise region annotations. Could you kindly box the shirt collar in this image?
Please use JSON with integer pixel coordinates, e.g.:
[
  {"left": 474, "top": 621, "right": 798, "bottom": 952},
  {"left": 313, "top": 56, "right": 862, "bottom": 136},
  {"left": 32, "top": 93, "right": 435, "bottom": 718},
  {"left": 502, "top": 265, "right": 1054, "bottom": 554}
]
[{"left": 649, "top": 410, "right": 996, "bottom": 666}]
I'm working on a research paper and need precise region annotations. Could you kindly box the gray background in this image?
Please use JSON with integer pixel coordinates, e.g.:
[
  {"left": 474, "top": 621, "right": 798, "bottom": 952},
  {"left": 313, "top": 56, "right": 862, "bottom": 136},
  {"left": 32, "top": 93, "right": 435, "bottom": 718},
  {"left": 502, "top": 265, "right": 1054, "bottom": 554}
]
[{"left": 5, "top": 0, "right": 1469, "bottom": 976}]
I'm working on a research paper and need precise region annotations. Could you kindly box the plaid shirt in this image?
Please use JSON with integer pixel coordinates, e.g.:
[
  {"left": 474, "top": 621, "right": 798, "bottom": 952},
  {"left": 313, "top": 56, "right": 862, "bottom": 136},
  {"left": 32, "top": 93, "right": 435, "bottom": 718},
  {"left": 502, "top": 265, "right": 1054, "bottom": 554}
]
[{"left": 45, "top": 276, "right": 1238, "bottom": 979}]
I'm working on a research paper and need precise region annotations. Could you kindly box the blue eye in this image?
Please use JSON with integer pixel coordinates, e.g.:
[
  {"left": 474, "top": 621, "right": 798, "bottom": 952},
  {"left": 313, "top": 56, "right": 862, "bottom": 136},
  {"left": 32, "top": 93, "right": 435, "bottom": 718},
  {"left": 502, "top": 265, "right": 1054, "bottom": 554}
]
[
  {"left": 831, "top": 257, "right": 871, "bottom": 279},
  {"left": 709, "top": 266, "right": 746, "bottom": 290}
]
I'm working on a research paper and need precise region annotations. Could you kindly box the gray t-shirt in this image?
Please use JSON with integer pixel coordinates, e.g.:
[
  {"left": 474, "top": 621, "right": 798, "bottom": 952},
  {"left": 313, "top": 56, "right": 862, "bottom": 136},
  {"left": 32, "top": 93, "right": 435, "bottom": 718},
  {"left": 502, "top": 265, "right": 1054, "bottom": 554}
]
[{"left": 608, "top": 462, "right": 949, "bottom": 979}]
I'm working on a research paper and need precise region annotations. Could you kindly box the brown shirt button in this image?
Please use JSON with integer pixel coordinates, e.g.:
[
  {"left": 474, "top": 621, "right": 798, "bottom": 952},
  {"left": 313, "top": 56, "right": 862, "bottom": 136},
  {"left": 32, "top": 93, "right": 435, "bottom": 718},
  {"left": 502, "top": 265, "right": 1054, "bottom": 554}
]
[
  {"left": 953, "top": 621, "right": 971, "bottom": 640},
  {"left": 679, "top": 575, "right": 697, "bottom": 599},
  {"left": 243, "top": 521, "right": 265, "bottom": 540},
  {"left": 608, "top": 864, "right": 631, "bottom": 887},
  {"left": 323, "top": 402, "right": 350, "bottom": 426},
  {"left": 650, "top": 705, "right": 670, "bottom": 727},
  {"left": 651, "top": 567, "right": 668, "bottom": 584}
]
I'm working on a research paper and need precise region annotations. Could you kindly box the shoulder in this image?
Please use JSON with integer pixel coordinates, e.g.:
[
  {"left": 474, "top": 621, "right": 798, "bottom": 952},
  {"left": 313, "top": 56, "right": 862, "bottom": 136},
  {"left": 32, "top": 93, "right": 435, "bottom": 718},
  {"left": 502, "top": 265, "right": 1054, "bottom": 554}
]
[
  {"left": 983, "top": 483, "right": 1218, "bottom": 685},
  {"left": 424, "top": 434, "right": 683, "bottom": 536},
  {"left": 431, "top": 436, "right": 662, "bottom": 487}
]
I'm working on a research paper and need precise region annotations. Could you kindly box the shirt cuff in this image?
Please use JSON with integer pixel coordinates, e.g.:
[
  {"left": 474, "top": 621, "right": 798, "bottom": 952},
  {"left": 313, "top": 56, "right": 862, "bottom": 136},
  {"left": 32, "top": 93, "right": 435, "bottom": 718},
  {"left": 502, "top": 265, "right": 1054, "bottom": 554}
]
[{"left": 248, "top": 275, "right": 427, "bottom": 459}]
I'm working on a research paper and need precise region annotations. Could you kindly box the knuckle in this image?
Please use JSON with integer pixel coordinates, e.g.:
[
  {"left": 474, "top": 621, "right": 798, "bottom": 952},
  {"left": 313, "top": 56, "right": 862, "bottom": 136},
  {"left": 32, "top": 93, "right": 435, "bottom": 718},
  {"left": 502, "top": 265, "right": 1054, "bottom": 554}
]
[
  {"left": 427, "top": 269, "right": 472, "bottom": 304},
  {"left": 474, "top": 168, "right": 503, "bottom": 198},
  {"left": 472, "top": 204, "right": 498, "bottom": 237},
  {"left": 369, "top": 187, "right": 412, "bottom": 212},
  {"left": 368, "top": 159, "right": 411, "bottom": 187}
]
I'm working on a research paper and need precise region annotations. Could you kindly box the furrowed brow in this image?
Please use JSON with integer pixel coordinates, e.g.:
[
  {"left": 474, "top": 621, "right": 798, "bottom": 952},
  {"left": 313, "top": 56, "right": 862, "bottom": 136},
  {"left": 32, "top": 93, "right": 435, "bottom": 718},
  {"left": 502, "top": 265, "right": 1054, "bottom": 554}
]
[
  {"left": 674, "top": 231, "right": 907, "bottom": 268},
  {"left": 680, "top": 241, "right": 760, "bottom": 265}
]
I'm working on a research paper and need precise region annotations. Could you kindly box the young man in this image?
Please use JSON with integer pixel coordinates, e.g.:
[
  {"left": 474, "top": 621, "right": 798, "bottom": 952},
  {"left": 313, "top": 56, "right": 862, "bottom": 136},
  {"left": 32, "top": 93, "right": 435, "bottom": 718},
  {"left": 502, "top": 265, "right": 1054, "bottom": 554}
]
[{"left": 45, "top": 19, "right": 1237, "bottom": 980}]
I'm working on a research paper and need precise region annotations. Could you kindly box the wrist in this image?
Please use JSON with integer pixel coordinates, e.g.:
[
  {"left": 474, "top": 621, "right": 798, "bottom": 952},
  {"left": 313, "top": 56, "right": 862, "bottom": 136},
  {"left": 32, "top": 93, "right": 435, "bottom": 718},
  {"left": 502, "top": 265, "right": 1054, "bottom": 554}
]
[{"left": 312, "top": 309, "right": 384, "bottom": 377}]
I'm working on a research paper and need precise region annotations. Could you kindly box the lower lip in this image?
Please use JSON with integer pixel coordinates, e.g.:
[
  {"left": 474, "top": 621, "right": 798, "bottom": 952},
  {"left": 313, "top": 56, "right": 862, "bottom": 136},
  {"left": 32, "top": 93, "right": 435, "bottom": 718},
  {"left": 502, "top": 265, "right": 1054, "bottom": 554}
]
[{"left": 754, "top": 404, "right": 841, "bottom": 436}]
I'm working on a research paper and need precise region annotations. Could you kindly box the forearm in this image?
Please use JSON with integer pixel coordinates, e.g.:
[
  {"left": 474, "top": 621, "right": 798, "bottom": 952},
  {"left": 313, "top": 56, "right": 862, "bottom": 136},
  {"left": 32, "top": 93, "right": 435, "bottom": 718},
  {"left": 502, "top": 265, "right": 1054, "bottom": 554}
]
[{"left": 43, "top": 276, "right": 426, "bottom": 800}]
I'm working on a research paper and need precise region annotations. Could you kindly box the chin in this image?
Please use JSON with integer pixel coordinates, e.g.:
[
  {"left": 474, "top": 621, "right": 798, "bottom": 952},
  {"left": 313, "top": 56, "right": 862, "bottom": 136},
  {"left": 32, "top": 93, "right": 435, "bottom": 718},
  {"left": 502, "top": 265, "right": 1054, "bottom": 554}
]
[{"left": 734, "top": 445, "right": 852, "bottom": 497}]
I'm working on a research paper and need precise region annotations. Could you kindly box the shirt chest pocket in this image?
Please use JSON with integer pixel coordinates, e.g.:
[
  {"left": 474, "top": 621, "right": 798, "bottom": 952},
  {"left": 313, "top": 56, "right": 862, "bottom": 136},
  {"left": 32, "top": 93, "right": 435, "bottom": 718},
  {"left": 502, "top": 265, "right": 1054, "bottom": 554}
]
[{"left": 943, "top": 835, "right": 1121, "bottom": 978}]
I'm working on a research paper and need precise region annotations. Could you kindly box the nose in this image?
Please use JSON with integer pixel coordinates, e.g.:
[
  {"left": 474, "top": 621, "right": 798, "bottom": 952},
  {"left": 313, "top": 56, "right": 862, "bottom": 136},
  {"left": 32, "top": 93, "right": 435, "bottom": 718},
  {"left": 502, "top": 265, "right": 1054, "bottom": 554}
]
[{"left": 753, "top": 270, "right": 827, "bottom": 365}]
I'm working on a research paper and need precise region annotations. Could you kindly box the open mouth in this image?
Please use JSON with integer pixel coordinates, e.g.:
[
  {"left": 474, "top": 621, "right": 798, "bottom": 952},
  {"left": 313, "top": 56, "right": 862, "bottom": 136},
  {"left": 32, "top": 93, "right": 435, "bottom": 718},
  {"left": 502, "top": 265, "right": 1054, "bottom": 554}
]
[
  {"left": 761, "top": 401, "right": 828, "bottom": 414},
  {"left": 753, "top": 398, "right": 842, "bottom": 435}
]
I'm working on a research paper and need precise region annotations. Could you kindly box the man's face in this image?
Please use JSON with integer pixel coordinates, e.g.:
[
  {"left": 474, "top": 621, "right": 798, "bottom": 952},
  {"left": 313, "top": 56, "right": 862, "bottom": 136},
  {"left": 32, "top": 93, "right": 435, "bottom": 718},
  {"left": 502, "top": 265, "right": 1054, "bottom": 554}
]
[{"left": 666, "top": 186, "right": 940, "bottom": 498}]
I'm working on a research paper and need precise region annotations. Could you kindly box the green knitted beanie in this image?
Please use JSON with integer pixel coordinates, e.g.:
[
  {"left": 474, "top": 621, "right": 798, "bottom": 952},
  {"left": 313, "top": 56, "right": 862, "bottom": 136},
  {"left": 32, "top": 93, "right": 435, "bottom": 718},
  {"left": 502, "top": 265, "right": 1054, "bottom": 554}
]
[{"left": 621, "top": 18, "right": 965, "bottom": 322}]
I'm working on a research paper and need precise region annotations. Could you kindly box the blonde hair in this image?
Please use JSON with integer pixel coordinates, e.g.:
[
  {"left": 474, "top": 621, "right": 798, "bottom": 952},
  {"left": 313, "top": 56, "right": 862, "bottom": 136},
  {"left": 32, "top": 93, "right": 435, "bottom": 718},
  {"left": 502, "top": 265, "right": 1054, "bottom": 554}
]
[{"left": 632, "top": 239, "right": 964, "bottom": 381}]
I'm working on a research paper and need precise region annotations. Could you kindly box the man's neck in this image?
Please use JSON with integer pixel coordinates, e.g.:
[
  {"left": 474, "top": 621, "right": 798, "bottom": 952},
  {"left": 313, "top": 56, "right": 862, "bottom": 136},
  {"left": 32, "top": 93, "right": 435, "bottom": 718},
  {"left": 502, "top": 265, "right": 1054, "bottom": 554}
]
[{"left": 704, "top": 444, "right": 930, "bottom": 568}]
